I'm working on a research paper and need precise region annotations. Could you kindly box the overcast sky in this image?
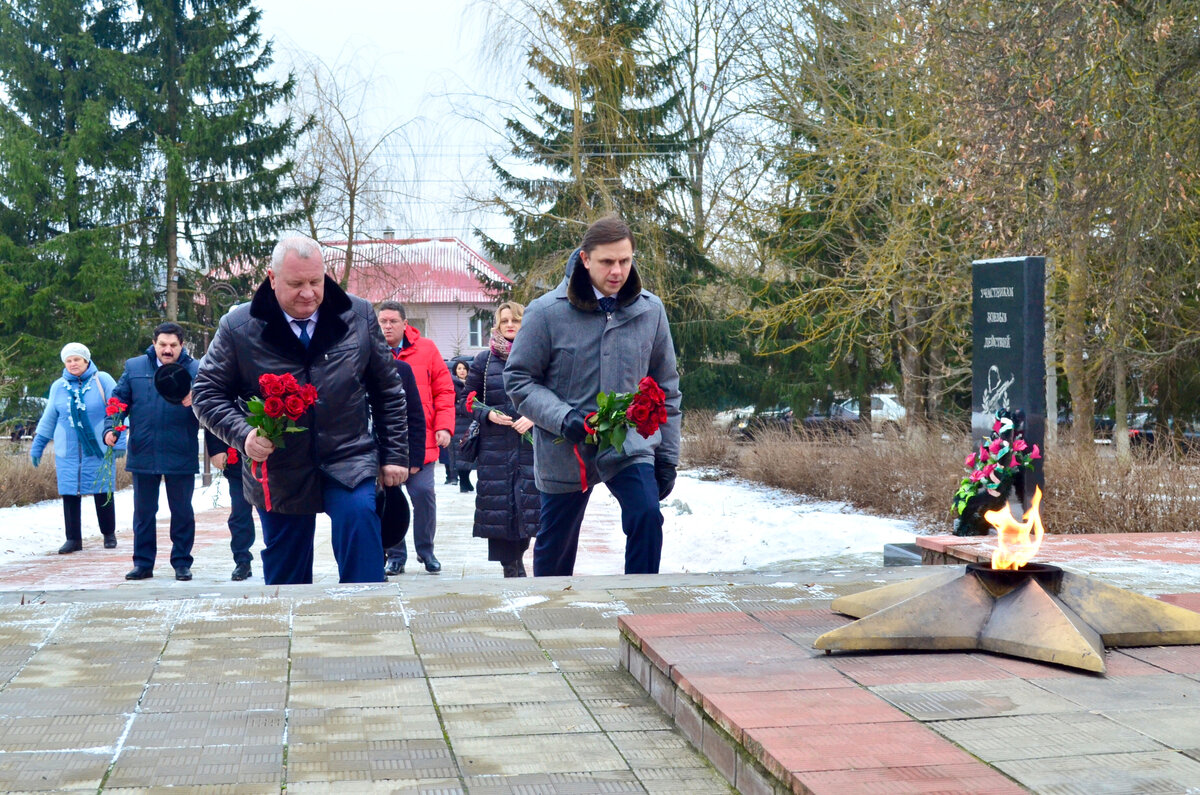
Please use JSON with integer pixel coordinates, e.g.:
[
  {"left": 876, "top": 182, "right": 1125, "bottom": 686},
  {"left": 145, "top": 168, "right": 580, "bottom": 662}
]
[{"left": 251, "top": 0, "right": 518, "bottom": 246}]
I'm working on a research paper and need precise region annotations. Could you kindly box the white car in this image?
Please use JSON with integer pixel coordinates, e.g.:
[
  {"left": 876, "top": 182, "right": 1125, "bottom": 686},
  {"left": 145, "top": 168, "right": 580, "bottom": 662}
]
[
  {"left": 840, "top": 394, "right": 906, "bottom": 434},
  {"left": 712, "top": 405, "right": 756, "bottom": 431}
]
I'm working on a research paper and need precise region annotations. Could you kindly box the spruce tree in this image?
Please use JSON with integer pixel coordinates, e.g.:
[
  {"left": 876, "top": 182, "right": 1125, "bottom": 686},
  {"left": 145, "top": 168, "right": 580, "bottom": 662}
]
[
  {"left": 130, "top": 0, "right": 305, "bottom": 323},
  {"left": 0, "top": 0, "right": 154, "bottom": 389},
  {"left": 484, "top": 0, "right": 736, "bottom": 405}
]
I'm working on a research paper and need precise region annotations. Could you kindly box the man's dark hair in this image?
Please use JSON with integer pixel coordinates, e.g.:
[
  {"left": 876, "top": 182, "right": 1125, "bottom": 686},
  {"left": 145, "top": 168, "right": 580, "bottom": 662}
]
[
  {"left": 153, "top": 321, "right": 185, "bottom": 343},
  {"left": 378, "top": 300, "right": 406, "bottom": 320},
  {"left": 580, "top": 215, "right": 634, "bottom": 254}
]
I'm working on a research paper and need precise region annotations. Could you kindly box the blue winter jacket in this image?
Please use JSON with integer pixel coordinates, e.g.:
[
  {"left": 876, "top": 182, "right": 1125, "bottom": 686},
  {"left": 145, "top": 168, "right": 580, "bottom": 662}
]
[
  {"left": 31, "top": 363, "right": 124, "bottom": 495},
  {"left": 110, "top": 347, "right": 201, "bottom": 475}
]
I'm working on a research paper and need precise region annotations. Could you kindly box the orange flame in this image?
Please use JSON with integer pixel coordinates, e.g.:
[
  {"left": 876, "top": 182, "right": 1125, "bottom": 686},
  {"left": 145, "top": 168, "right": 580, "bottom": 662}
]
[{"left": 985, "top": 486, "right": 1044, "bottom": 570}]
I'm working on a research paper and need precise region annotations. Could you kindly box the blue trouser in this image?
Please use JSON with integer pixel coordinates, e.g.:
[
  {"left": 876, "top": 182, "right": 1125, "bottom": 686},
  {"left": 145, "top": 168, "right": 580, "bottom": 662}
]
[
  {"left": 534, "top": 462, "right": 662, "bottom": 576},
  {"left": 226, "top": 463, "right": 255, "bottom": 565},
  {"left": 131, "top": 473, "right": 195, "bottom": 572},
  {"left": 385, "top": 465, "right": 435, "bottom": 564},
  {"left": 256, "top": 477, "right": 384, "bottom": 585}
]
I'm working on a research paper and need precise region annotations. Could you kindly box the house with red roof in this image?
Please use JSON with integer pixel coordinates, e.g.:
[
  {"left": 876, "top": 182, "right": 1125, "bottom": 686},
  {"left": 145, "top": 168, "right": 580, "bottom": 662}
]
[{"left": 322, "top": 235, "right": 511, "bottom": 358}]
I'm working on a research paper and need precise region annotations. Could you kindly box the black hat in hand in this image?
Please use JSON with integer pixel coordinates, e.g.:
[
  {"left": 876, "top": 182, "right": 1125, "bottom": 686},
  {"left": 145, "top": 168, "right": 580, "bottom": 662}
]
[{"left": 154, "top": 362, "right": 193, "bottom": 404}]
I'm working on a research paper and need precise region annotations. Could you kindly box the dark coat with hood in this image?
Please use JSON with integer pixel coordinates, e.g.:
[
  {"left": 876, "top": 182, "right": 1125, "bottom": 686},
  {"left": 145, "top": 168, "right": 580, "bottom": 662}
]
[
  {"left": 191, "top": 275, "right": 408, "bottom": 514},
  {"left": 504, "top": 248, "right": 682, "bottom": 493},
  {"left": 466, "top": 347, "right": 539, "bottom": 542},
  {"left": 111, "top": 347, "right": 201, "bottom": 475}
]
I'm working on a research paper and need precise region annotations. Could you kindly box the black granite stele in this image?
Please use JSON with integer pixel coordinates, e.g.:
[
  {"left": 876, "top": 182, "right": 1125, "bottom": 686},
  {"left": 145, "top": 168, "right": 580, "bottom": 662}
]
[{"left": 971, "top": 256, "right": 1046, "bottom": 508}]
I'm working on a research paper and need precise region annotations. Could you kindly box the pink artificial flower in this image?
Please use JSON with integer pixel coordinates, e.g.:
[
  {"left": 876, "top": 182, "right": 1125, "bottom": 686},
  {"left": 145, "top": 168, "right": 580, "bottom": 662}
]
[
  {"left": 980, "top": 463, "right": 997, "bottom": 479},
  {"left": 993, "top": 419, "right": 1002, "bottom": 432},
  {"left": 1030, "top": 444, "right": 1041, "bottom": 460},
  {"left": 1013, "top": 438, "right": 1028, "bottom": 452},
  {"left": 964, "top": 453, "right": 976, "bottom": 468},
  {"left": 978, "top": 445, "right": 989, "bottom": 462},
  {"left": 969, "top": 469, "right": 985, "bottom": 482},
  {"left": 988, "top": 438, "right": 1005, "bottom": 455}
]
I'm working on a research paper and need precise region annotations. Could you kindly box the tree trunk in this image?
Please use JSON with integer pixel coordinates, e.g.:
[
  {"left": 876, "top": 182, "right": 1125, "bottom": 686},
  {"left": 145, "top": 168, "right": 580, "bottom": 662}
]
[
  {"left": 1062, "top": 220, "right": 1092, "bottom": 448},
  {"left": 1113, "top": 346, "right": 1130, "bottom": 461},
  {"left": 165, "top": 206, "right": 178, "bottom": 321},
  {"left": 1044, "top": 311, "right": 1057, "bottom": 451}
]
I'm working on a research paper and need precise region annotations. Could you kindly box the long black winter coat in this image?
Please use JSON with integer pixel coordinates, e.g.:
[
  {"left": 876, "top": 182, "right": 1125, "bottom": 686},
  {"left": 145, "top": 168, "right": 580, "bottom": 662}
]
[
  {"left": 192, "top": 276, "right": 408, "bottom": 514},
  {"left": 466, "top": 348, "right": 539, "bottom": 543}
]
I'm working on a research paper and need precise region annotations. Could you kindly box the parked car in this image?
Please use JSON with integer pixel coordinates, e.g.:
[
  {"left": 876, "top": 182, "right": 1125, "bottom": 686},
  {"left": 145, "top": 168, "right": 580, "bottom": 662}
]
[
  {"left": 1127, "top": 413, "right": 1200, "bottom": 452},
  {"left": 839, "top": 394, "right": 906, "bottom": 435},
  {"left": 712, "top": 405, "right": 756, "bottom": 432},
  {"left": 732, "top": 406, "right": 795, "bottom": 440},
  {"left": 1057, "top": 409, "right": 1116, "bottom": 439},
  {"left": 800, "top": 402, "right": 860, "bottom": 435}
]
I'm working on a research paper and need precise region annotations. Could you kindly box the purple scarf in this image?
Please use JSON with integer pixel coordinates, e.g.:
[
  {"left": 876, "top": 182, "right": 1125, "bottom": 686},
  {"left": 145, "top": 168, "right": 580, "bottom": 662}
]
[{"left": 490, "top": 328, "right": 513, "bottom": 360}]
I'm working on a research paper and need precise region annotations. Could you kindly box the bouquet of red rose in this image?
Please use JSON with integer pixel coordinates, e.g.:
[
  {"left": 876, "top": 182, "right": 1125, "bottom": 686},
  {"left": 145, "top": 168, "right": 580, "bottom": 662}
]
[
  {"left": 246, "top": 373, "right": 318, "bottom": 510},
  {"left": 583, "top": 376, "right": 668, "bottom": 454},
  {"left": 95, "top": 397, "right": 130, "bottom": 505}
]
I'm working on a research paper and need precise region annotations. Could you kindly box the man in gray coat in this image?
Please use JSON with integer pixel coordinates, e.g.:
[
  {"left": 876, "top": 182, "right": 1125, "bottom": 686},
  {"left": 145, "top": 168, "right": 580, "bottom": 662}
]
[{"left": 505, "top": 215, "right": 682, "bottom": 575}]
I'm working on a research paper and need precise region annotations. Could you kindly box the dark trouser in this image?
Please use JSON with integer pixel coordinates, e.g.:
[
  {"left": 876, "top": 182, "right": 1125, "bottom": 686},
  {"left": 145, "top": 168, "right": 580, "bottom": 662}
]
[
  {"left": 534, "top": 463, "right": 662, "bottom": 576},
  {"left": 440, "top": 444, "right": 457, "bottom": 481},
  {"left": 385, "top": 465, "right": 435, "bottom": 564},
  {"left": 226, "top": 464, "right": 255, "bottom": 565},
  {"left": 256, "top": 477, "right": 384, "bottom": 585},
  {"left": 131, "top": 473, "right": 195, "bottom": 571},
  {"left": 62, "top": 494, "right": 116, "bottom": 542}
]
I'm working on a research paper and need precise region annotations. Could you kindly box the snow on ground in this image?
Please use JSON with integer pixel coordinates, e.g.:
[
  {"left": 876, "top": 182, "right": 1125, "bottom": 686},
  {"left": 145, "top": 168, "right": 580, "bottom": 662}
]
[{"left": 0, "top": 469, "right": 916, "bottom": 573}]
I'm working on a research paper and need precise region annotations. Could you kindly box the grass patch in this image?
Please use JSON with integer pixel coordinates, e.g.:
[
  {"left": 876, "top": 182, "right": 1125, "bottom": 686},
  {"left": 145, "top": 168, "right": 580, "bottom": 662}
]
[{"left": 0, "top": 446, "right": 132, "bottom": 509}]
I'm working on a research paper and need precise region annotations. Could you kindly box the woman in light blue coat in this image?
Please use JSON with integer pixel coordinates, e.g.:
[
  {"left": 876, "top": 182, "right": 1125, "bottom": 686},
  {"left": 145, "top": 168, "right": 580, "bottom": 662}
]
[{"left": 30, "top": 343, "right": 123, "bottom": 553}]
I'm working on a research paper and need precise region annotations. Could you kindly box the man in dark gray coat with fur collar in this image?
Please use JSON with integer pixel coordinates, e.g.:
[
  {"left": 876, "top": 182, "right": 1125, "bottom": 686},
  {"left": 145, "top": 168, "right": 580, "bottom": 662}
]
[{"left": 505, "top": 215, "right": 682, "bottom": 576}]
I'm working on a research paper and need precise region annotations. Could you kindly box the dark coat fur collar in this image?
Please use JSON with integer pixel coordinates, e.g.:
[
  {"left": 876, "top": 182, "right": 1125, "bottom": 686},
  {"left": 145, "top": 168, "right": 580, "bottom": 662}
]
[
  {"left": 564, "top": 248, "right": 643, "bottom": 312},
  {"left": 249, "top": 275, "right": 352, "bottom": 361}
]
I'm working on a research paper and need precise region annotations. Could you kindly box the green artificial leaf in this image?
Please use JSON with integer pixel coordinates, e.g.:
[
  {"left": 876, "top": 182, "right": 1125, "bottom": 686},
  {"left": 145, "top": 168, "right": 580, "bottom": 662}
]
[{"left": 247, "top": 400, "right": 266, "bottom": 416}]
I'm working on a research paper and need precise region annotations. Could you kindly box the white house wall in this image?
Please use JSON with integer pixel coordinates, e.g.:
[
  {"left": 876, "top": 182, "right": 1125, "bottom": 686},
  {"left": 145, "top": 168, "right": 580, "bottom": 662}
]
[{"left": 404, "top": 303, "right": 493, "bottom": 359}]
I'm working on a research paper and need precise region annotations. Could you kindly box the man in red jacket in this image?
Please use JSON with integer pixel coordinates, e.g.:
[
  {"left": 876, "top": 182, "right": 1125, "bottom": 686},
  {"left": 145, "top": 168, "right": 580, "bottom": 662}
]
[{"left": 377, "top": 301, "right": 455, "bottom": 573}]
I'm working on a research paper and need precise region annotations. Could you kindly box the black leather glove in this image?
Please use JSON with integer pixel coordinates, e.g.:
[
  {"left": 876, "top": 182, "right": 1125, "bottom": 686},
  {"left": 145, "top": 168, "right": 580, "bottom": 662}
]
[
  {"left": 654, "top": 460, "right": 677, "bottom": 500},
  {"left": 562, "top": 409, "right": 589, "bottom": 444}
]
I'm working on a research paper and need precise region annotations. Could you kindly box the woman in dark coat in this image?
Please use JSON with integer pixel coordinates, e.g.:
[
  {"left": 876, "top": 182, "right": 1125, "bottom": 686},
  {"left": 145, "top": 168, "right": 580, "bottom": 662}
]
[
  {"left": 465, "top": 301, "right": 539, "bottom": 576},
  {"left": 450, "top": 360, "right": 474, "bottom": 492}
]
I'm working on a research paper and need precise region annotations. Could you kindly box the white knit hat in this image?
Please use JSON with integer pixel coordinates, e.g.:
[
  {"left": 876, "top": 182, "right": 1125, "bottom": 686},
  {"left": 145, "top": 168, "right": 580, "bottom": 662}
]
[{"left": 60, "top": 342, "right": 91, "bottom": 363}]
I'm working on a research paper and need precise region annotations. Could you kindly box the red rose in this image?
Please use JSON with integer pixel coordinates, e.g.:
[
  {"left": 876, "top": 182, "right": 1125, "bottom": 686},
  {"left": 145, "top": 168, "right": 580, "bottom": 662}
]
[
  {"left": 226, "top": 447, "right": 239, "bottom": 465},
  {"left": 639, "top": 376, "right": 665, "bottom": 405},
  {"left": 280, "top": 372, "right": 300, "bottom": 394},
  {"left": 465, "top": 391, "right": 477, "bottom": 409},
  {"left": 635, "top": 418, "right": 659, "bottom": 438},
  {"left": 263, "top": 396, "right": 286, "bottom": 418},
  {"left": 284, "top": 395, "right": 306, "bottom": 421},
  {"left": 657, "top": 406, "right": 667, "bottom": 424},
  {"left": 627, "top": 400, "right": 652, "bottom": 423},
  {"left": 299, "top": 383, "right": 318, "bottom": 407},
  {"left": 259, "top": 373, "right": 286, "bottom": 397}
]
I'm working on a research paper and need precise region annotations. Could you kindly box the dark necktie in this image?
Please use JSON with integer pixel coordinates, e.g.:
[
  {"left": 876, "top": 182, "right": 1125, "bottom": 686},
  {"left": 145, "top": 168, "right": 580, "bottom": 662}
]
[
  {"left": 391, "top": 347, "right": 403, "bottom": 360},
  {"left": 598, "top": 296, "right": 617, "bottom": 314},
  {"left": 294, "top": 320, "right": 311, "bottom": 348}
]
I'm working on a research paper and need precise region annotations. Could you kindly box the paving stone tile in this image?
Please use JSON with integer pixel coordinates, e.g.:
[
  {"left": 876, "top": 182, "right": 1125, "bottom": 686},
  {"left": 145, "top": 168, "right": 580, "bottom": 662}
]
[
  {"left": 152, "top": 655, "right": 289, "bottom": 684},
  {"left": 420, "top": 651, "right": 556, "bottom": 677},
  {"left": 799, "top": 762, "right": 1026, "bottom": 794},
  {"left": 441, "top": 700, "right": 599, "bottom": 740},
  {"left": 98, "top": 784, "right": 275, "bottom": 794},
  {"left": 465, "top": 771, "right": 646, "bottom": 794},
  {"left": 291, "top": 594, "right": 398, "bottom": 616},
  {"left": 565, "top": 671, "right": 648, "bottom": 701},
  {"left": 49, "top": 621, "right": 172, "bottom": 645},
  {"left": 123, "top": 710, "right": 285, "bottom": 748},
  {"left": 290, "top": 632, "right": 414, "bottom": 657},
  {"left": 1119, "top": 644, "right": 1200, "bottom": 675},
  {"left": 453, "top": 733, "right": 625, "bottom": 776},
  {"left": 406, "top": 594, "right": 513, "bottom": 613},
  {"left": 28, "top": 640, "right": 164, "bottom": 663},
  {"left": 0, "top": 643, "right": 37, "bottom": 665},
  {"left": 639, "top": 634, "right": 801, "bottom": 675},
  {"left": 177, "top": 597, "right": 291, "bottom": 618},
  {"left": 544, "top": 645, "right": 620, "bottom": 672},
  {"left": 291, "top": 654, "right": 425, "bottom": 681},
  {"left": 703, "top": 687, "right": 907, "bottom": 740},
  {"left": 638, "top": 775, "right": 735, "bottom": 795},
  {"left": 430, "top": 673, "right": 574, "bottom": 705},
  {"left": 522, "top": 606, "right": 624, "bottom": 630},
  {"left": 1158, "top": 593, "right": 1200, "bottom": 612},
  {"left": 292, "top": 612, "right": 409, "bottom": 634},
  {"left": 285, "top": 739, "right": 456, "bottom": 783},
  {"left": 0, "top": 750, "right": 111, "bottom": 791},
  {"left": 287, "top": 779, "right": 464, "bottom": 794},
  {"left": 8, "top": 658, "right": 157, "bottom": 688},
  {"left": 1104, "top": 707, "right": 1200, "bottom": 750},
  {"left": 587, "top": 697, "right": 676, "bottom": 732},
  {"left": 749, "top": 608, "right": 855, "bottom": 636},
  {"left": 869, "top": 678, "right": 1082, "bottom": 721},
  {"left": 1034, "top": 673, "right": 1200, "bottom": 711},
  {"left": 0, "top": 607, "right": 67, "bottom": 644},
  {"left": 139, "top": 681, "right": 286, "bottom": 712},
  {"left": 105, "top": 744, "right": 283, "bottom": 786},
  {"left": 746, "top": 720, "right": 970, "bottom": 775},
  {"left": 673, "top": 658, "right": 852, "bottom": 700},
  {"left": 931, "top": 710, "right": 1167, "bottom": 762},
  {"left": 287, "top": 706, "right": 443, "bottom": 743},
  {"left": 412, "top": 631, "right": 541, "bottom": 654},
  {"left": 978, "top": 648, "right": 1165, "bottom": 679},
  {"left": 531, "top": 627, "right": 619, "bottom": 649},
  {"left": 995, "top": 750, "right": 1200, "bottom": 795},
  {"left": 0, "top": 714, "right": 126, "bottom": 752},
  {"left": 170, "top": 616, "right": 289, "bottom": 638},
  {"left": 828, "top": 651, "right": 1017, "bottom": 686},
  {"left": 619, "top": 612, "right": 767, "bottom": 639},
  {"left": 408, "top": 611, "right": 525, "bottom": 631},
  {"left": 0, "top": 684, "right": 143, "bottom": 717},
  {"left": 608, "top": 729, "right": 719, "bottom": 771},
  {"left": 288, "top": 679, "right": 433, "bottom": 710},
  {"left": 160, "top": 635, "right": 291, "bottom": 659}
]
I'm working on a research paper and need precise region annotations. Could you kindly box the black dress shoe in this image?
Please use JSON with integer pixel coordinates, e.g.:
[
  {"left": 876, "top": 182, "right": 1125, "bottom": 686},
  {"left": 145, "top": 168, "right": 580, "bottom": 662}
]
[
  {"left": 384, "top": 558, "right": 404, "bottom": 576},
  {"left": 103, "top": 535, "right": 117, "bottom": 549},
  {"left": 58, "top": 540, "right": 83, "bottom": 554},
  {"left": 174, "top": 567, "right": 192, "bottom": 581},
  {"left": 231, "top": 562, "right": 252, "bottom": 581},
  {"left": 125, "top": 568, "right": 153, "bottom": 580},
  {"left": 417, "top": 554, "right": 441, "bottom": 574}
]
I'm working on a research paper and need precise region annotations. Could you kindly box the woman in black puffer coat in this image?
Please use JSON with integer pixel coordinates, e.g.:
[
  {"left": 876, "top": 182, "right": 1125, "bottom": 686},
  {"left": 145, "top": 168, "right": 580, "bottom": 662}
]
[
  {"left": 465, "top": 301, "right": 539, "bottom": 576},
  {"left": 450, "top": 360, "right": 475, "bottom": 492}
]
